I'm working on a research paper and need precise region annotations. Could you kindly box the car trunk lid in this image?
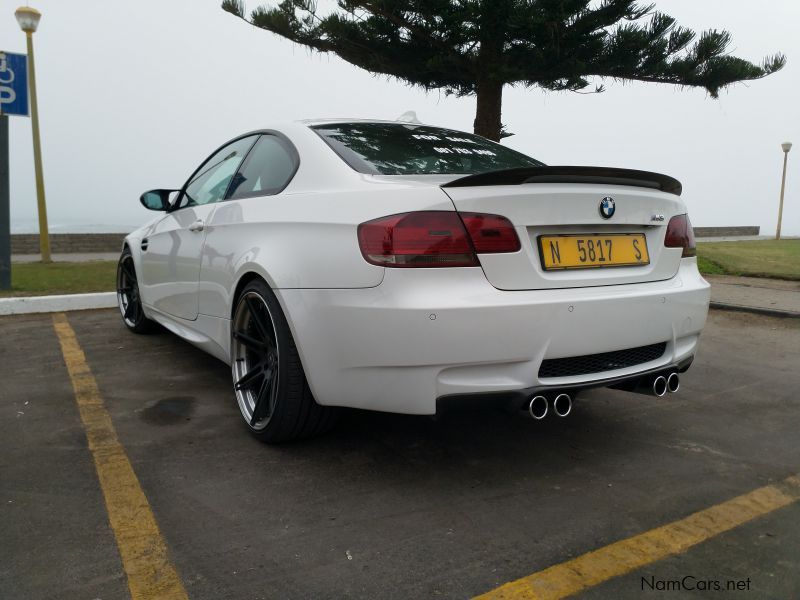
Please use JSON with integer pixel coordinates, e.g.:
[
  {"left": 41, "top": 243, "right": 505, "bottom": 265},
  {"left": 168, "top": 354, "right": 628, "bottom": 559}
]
[{"left": 440, "top": 167, "right": 686, "bottom": 291}]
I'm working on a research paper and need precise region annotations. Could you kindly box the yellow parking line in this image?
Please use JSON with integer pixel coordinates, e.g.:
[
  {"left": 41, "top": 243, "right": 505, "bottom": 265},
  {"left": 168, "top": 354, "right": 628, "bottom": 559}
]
[
  {"left": 52, "top": 313, "right": 189, "bottom": 600},
  {"left": 475, "top": 474, "right": 800, "bottom": 600}
]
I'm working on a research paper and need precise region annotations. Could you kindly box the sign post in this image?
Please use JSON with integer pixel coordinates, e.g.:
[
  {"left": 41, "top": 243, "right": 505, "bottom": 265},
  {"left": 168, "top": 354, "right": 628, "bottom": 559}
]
[
  {"left": 0, "top": 113, "right": 9, "bottom": 289},
  {"left": 0, "top": 50, "right": 30, "bottom": 289}
]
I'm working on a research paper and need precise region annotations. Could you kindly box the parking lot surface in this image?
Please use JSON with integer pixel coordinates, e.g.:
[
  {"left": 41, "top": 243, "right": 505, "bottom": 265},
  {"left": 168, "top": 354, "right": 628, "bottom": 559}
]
[{"left": 1, "top": 308, "right": 799, "bottom": 599}]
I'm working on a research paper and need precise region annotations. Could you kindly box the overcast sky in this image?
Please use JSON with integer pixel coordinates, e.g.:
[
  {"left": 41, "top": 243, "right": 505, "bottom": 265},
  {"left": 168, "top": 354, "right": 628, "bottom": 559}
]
[{"left": 2, "top": 0, "right": 798, "bottom": 234}]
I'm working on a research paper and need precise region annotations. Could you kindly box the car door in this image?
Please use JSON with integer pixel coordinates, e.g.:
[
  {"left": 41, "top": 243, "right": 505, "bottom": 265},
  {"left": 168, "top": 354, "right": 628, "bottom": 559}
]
[{"left": 140, "top": 135, "right": 257, "bottom": 321}]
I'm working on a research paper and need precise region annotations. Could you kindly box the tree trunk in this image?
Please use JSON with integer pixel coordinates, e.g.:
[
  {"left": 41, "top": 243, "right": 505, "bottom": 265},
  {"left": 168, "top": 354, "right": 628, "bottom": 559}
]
[{"left": 473, "top": 80, "right": 503, "bottom": 142}]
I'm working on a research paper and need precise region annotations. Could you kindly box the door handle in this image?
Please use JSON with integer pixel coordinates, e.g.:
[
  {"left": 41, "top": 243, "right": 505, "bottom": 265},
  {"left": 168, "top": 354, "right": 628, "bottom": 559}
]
[{"left": 188, "top": 219, "right": 205, "bottom": 232}]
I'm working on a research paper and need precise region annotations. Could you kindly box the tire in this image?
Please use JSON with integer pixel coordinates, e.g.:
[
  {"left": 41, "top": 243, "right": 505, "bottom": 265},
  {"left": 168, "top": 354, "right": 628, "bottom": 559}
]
[
  {"left": 230, "top": 278, "right": 338, "bottom": 443},
  {"left": 117, "top": 247, "right": 157, "bottom": 334}
]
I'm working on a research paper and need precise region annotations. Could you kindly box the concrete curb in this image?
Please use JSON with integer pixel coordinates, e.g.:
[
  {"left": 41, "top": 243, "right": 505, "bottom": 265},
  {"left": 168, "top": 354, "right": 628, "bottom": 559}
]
[
  {"left": 710, "top": 301, "right": 800, "bottom": 320},
  {"left": 0, "top": 292, "right": 117, "bottom": 316}
]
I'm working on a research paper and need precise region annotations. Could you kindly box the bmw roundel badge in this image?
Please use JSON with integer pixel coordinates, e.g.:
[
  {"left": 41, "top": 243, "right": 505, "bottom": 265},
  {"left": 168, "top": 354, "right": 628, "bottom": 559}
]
[{"left": 599, "top": 197, "right": 615, "bottom": 219}]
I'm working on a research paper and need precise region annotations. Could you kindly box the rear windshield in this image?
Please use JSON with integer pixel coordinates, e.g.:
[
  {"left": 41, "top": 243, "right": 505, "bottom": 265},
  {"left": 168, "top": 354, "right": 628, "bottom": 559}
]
[{"left": 312, "top": 122, "right": 544, "bottom": 175}]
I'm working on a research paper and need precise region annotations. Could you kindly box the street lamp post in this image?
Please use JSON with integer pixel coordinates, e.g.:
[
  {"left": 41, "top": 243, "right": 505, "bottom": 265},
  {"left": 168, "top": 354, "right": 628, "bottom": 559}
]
[
  {"left": 777, "top": 142, "right": 792, "bottom": 241},
  {"left": 14, "top": 5, "right": 50, "bottom": 262}
]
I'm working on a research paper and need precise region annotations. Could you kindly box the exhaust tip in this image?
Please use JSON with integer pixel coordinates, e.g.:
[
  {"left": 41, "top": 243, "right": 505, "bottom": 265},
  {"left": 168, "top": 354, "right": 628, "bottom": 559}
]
[
  {"left": 553, "top": 393, "right": 572, "bottom": 418},
  {"left": 528, "top": 395, "right": 548, "bottom": 420},
  {"left": 667, "top": 372, "right": 680, "bottom": 393},
  {"left": 653, "top": 375, "right": 668, "bottom": 397}
]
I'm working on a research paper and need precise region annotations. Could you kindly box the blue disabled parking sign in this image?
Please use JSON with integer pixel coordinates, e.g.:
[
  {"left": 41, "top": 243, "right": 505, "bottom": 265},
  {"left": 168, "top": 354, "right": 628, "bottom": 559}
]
[{"left": 0, "top": 51, "right": 29, "bottom": 117}]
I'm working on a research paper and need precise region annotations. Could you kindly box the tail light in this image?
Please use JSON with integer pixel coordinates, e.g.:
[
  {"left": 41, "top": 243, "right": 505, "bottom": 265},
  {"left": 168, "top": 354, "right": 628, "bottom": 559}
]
[
  {"left": 664, "top": 214, "right": 696, "bottom": 257},
  {"left": 460, "top": 213, "right": 521, "bottom": 254},
  {"left": 357, "top": 211, "right": 520, "bottom": 267}
]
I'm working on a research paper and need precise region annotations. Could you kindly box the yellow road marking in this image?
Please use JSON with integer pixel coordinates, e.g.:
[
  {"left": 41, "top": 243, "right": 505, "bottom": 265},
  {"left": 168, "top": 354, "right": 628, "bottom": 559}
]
[
  {"left": 476, "top": 475, "right": 800, "bottom": 600},
  {"left": 53, "top": 313, "right": 189, "bottom": 600}
]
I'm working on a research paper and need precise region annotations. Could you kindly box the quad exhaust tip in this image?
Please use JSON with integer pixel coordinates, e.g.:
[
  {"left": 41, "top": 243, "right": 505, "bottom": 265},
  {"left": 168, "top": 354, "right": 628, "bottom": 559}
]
[
  {"left": 528, "top": 395, "right": 548, "bottom": 420},
  {"left": 553, "top": 393, "right": 572, "bottom": 418},
  {"left": 527, "top": 393, "right": 573, "bottom": 419},
  {"left": 652, "top": 375, "right": 668, "bottom": 397},
  {"left": 667, "top": 372, "right": 680, "bottom": 393}
]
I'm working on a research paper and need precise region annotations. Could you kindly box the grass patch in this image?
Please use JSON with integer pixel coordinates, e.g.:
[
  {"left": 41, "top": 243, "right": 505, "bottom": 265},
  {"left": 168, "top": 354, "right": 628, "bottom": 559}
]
[
  {"left": 695, "top": 255, "right": 726, "bottom": 276},
  {"left": 1, "top": 261, "right": 117, "bottom": 297},
  {"left": 696, "top": 240, "right": 800, "bottom": 280}
]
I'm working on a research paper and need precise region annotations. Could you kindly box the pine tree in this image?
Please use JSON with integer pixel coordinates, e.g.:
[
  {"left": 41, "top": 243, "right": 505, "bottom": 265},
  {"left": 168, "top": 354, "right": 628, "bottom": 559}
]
[{"left": 222, "top": 0, "right": 785, "bottom": 141}]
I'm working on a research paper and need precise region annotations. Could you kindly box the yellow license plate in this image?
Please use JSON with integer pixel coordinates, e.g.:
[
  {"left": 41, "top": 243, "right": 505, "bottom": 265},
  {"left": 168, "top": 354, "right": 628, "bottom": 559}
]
[{"left": 538, "top": 234, "right": 649, "bottom": 270}]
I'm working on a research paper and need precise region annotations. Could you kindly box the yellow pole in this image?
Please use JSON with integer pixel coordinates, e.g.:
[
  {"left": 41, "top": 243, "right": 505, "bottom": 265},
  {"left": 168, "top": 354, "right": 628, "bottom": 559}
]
[
  {"left": 25, "top": 30, "right": 51, "bottom": 262},
  {"left": 776, "top": 150, "right": 788, "bottom": 241}
]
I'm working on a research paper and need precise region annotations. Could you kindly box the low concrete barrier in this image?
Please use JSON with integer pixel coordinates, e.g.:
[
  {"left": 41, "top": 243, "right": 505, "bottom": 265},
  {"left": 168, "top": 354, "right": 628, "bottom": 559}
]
[
  {"left": 11, "top": 233, "right": 127, "bottom": 254},
  {"left": 693, "top": 226, "right": 760, "bottom": 238},
  {"left": 10, "top": 226, "right": 760, "bottom": 254}
]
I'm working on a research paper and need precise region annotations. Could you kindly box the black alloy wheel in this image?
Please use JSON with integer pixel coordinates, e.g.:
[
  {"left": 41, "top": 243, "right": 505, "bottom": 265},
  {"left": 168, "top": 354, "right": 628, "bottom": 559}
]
[
  {"left": 231, "top": 278, "right": 337, "bottom": 443},
  {"left": 117, "top": 248, "right": 155, "bottom": 333}
]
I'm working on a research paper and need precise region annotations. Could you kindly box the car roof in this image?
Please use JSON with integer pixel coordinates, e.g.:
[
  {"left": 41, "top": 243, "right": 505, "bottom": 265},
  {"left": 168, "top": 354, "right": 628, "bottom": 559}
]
[{"left": 296, "top": 118, "right": 433, "bottom": 127}]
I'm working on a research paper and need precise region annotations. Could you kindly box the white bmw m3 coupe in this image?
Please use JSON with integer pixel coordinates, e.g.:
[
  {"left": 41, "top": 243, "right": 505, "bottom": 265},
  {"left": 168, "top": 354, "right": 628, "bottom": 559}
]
[{"left": 118, "top": 119, "right": 710, "bottom": 442}]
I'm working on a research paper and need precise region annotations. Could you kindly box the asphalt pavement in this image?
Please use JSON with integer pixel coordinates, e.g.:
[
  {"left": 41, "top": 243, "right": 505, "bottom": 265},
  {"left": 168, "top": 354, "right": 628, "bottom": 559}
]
[{"left": 1, "top": 308, "right": 799, "bottom": 599}]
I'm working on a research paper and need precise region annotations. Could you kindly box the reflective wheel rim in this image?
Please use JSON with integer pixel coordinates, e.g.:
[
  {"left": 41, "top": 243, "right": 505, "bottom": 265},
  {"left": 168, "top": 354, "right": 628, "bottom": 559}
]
[
  {"left": 117, "top": 255, "right": 142, "bottom": 327},
  {"left": 231, "top": 291, "right": 280, "bottom": 431}
]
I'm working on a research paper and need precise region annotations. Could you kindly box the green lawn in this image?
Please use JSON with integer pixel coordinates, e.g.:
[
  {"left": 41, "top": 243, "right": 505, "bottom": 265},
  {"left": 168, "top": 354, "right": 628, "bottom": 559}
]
[
  {"left": 0, "top": 261, "right": 117, "bottom": 297},
  {"left": 696, "top": 239, "right": 800, "bottom": 280},
  {"left": 0, "top": 242, "right": 796, "bottom": 297}
]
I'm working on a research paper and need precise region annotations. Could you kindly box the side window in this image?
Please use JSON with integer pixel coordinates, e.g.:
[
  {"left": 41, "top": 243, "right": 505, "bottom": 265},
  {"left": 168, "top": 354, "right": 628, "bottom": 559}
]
[
  {"left": 227, "top": 135, "right": 297, "bottom": 200},
  {"left": 177, "top": 136, "right": 257, "bottom": 209}
]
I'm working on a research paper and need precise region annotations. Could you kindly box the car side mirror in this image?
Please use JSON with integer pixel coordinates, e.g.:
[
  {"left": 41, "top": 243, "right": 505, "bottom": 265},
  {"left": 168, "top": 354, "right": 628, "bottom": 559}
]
[{"left": 140, "top": 189, "right": 179, "bottom": 211}]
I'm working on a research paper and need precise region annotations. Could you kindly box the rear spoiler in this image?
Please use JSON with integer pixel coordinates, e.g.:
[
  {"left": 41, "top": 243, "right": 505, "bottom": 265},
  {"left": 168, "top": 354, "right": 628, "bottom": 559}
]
[{"left": 442, "top": 166, "right": 682, "bottom": 196}]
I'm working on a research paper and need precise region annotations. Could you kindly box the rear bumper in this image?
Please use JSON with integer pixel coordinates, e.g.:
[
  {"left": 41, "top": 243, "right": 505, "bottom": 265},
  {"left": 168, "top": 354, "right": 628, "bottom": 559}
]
[
  {"left": 278, "top": 259, "right": 710, "bottom": 415},
  {"left": 436, "top": 356, "right": 695, "bottom": 415}
]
